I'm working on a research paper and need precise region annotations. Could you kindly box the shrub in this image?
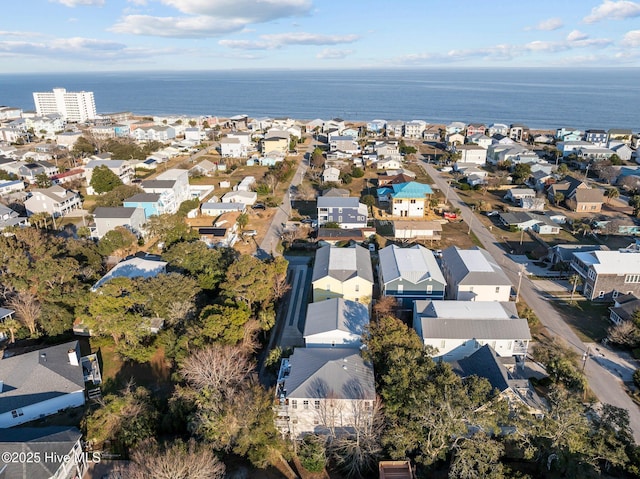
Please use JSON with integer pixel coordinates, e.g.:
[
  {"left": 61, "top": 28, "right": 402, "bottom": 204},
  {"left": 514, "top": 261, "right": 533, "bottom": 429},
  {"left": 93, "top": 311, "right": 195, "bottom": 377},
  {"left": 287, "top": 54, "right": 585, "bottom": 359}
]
[{"left": 298, "top": 435, "right": 326, "bottom": 473}]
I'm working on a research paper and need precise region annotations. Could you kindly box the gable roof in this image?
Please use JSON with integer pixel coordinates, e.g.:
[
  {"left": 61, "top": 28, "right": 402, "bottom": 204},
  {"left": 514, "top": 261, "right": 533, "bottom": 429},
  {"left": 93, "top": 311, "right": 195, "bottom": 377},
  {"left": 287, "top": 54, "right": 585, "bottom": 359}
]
[
  {"left": 0, "top": 341, "right": 84, "bottom": 414},
  {"left": 312, "top": 245, "right": 374, "bottom": 283},
  {"left": 572, "top": 188, "right": 604, "bottom": 203},
  {"left": 441, "top": 246, "right": 511, "bottom": 286},
  {"left": 92, "top": 256, "right": 167, "bottom": 291},
  {"left": 124, "top": 193, "right": 161, "bottom": 203},
  {"left": 284, "top": 348, "right": 375, "bottom": 400},
  {"left": 0, "top": 427, "right": 82, "bottom": 479},
  {"left": 418, "top": 317, "right": 531, "bottom": 340},
  {"left": 574, "top": 250, "right": 640, "bottom": 275},
  {"left": 379, "top": 244, "right": 445, "bottom": 285},
  {"left": 317, "top": 196, "right": 363, "bottom": 208},
  {"left": 304, "top": 298, "right": 369, "bottom": 337},
  {"left": 451, "top": 345, "right": 510, "bottom": 391},
  {"left": 93, "top": 206, "right": 139, "bottom": 219}
]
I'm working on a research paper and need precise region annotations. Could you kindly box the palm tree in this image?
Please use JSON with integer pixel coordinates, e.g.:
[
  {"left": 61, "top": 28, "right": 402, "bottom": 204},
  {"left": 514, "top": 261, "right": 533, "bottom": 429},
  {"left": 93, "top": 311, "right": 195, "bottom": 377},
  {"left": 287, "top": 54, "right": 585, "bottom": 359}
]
[
  {"left": 606, "top": 187, "right": 620, "bottom": 204},
  {"left": 569, "top": 274, "right": 583, "bottom": 301},
  {"left": 0, "top": 317, "right": 21, "bottom": 344},
  {"left": 553, "top": 192, "right": 565, "bottom": 206}
]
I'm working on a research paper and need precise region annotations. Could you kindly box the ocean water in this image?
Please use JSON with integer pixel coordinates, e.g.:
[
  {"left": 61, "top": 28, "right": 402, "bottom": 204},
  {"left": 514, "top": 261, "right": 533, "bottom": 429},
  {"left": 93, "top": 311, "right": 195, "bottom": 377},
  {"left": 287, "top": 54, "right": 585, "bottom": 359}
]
[{"left": 0, "top": 68, "right": 638, "bottom": 130}]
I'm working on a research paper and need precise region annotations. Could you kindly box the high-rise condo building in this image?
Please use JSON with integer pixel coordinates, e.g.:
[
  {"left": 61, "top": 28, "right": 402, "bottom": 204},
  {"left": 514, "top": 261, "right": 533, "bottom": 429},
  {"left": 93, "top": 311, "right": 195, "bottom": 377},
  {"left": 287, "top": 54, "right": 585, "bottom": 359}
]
[{"left": 32, "top": 88, "right": 97, "bottom": 123}]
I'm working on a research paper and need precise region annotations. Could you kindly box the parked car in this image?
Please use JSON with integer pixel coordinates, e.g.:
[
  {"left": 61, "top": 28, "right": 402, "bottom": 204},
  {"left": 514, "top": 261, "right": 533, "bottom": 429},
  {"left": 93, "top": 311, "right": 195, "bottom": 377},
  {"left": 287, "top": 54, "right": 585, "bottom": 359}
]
[
  {"left": 243, "top": 230, "right": 258, "bottom": 237},
  {"left": 252, "top": 203, "right": 266, "bottom": 210}
]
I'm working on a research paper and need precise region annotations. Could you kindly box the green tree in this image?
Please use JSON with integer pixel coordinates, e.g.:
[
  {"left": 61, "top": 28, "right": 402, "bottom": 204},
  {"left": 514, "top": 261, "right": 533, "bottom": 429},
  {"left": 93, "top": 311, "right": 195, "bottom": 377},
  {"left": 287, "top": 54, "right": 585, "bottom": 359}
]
[
  {"left": 553, "top": 192, "right": 565, "bottom": 206},
  {"left": 176, "top": 198, "right": 200, "bottom": 217},
  {"left": 351, "top": 167, "right": 365, "bottom": 178},
  {"left": 512, "top": 163, "right": 532, "bottom": 184},
  {"left": 630, "top": 195, "right": 640, "bottom": 216},
  {"left": 91, "top": 185, "right": 144, "bottom": 211},
  {"left": 557, "top": 163, "right": 569, "bottom": 177},
  {"left": 448, "top": 432, "right": 505, "bottom": 479},
  {"left": 609, "top": 153, "right": 623, "bottom": 165},
  {"left": 146, "top": 214, "right": 198, "bottom": 248},
  {"left": 299, "top": 435, "right": 326, "bottom": 472},
  {"left": 0, "top": 317, "right": 21, "bottom": 343},
  {"left": 162, "top": 241, "right": 237, "bottom": 291},
  {"left": 237, "top": 213, "right": 249, "bottom": 231},
  {"left": 90, "top": 165, "right": 123, "bottom": 194},
  {"left": 197, "top": 301, "right": 251, "bottom": 345},
  {"left": 137, "top": 273, "right": 200, "bottom": 323},
  {"left": 606, "top": 187, "right": 620, "bottom": 203},
  {"left": 84, "top": 382, "right": 158, "bottom": 451},
  {"left": 311, "top": 147, "right": 325, "bottom": 169},
  {"left": 35, "top": 172, "right": 52, "bottom": 188},
  {"left": 221, "top": 255, "right": 288, "bottom": 310},
  {"left": 0, "top": 169, "right": 17, "bottom": 181},
  {"left": 97, "top": 226, "right": 138, "bottom": 256}
]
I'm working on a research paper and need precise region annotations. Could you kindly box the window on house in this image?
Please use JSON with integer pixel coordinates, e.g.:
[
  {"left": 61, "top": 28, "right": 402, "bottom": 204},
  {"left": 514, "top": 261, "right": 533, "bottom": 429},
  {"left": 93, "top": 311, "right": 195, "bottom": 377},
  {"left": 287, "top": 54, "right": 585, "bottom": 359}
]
[
  {"left": 495, "top": 286, "right": 500, "bottom": 293},
  {"left": 292, "top": 419, "right": 298, "bottom": 424},
  {"left": 588, "top": 270, "right": 596, "bottom": 280},
  {"left": 364, "top": 401, "right": 372, "bottom": 411},
  {"left": 11, "top": 409, "right": 23, "bottom": 418},
  {"left": 291, "top": 400, "right": 297, "bottom": 409},
  {"left": 326, "top": 284, "right": 331, "bottom": 291},
  {"left": 410, "top": 199, "right": 416, "bottom": 204},
  {"left": 303, "top": 400, "right": 309, "bottom": 410},
  {"left": 313, "top": 419, "right": 319, "bottom": 425},
  {"left": 398, "top": 284, "right": 404, "bottom": 294},
  {"left": 314, "top": 400, "right": 320, "bottom": 410},
  {"left": 355, "top": 284, "right": 360, "bottom": 292},
  {"left": 613, "top": 290, "right": 619, "bottom": 298},
  {"left": 491, "top": 341, "right": 496, "bottom": 349},
  {"left": 625, "top": 274, "right": 640, "bottom": 283},
  {"left": 440, "top": 340, "right": 446, "bottom": 348},
  {"left": 426, "top": 285, "right": 433, "bottom": 293},
  {"left": 598, "top": 291, "right": 605, "bottom": 298}
]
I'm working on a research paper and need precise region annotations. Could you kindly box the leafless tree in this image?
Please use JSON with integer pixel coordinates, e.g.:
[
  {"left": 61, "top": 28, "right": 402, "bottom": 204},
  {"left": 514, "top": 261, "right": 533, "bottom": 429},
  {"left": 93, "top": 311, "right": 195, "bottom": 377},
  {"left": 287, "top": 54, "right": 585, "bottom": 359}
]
[
  {"left": 372, "top": 296, "right": 399, "bottom": 320},
  {"left": 8, "top": 290, "right": 41, "bottom": 335},
  {"left": 607, "top": 320, "right": 640, "bottom": 348},
  {"left": 166, "top": 300, "right": 196, "bottom": 326},
  {"left": 120, "top": 438, "right": 225, "bottom": 479},
  {"left": 619, "top": 175, "right": 640, "bottom": 193},
  {"left": 180, "top": 344, "right": 254, "bottom": 395}
]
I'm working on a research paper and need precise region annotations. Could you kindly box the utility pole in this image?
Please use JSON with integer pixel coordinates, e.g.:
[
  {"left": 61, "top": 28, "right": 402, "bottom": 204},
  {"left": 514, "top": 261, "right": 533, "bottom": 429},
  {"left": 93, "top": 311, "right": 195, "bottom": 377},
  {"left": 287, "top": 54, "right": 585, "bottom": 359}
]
[
  {"left": 581, "top": 346, "right": 591, "bottom": 373},
  {"left": 515, "top": 263, "right": 527, "bottom": 303}
]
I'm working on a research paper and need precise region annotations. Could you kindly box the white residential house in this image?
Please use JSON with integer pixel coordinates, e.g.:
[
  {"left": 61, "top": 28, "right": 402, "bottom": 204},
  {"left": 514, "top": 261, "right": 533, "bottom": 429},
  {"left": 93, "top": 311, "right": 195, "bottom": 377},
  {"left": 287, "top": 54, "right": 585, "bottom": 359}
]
[
  {"left": 446, "top": 121, "right": 467, "bottom": 134},
  {"left": 0, "top": 204, "right": 28, "bottom": 230},
  {"left": 131, "top": 125, "right": 176, "bottom": 142},
  {"left": 505, "top": 188, "right": 536, "bottom": 205},
  {"left": 201, "top": 202, "right": 246, "bottom": 216},
  {"left": 386, "top": 120, "right": 405, "bottom": 137},
  {"left": 221, "top": 190, "right": 258, "bottom": 206},
  {"left": 220, "top": 137, "right": 245, "bottom": 158},
  {"left": 304, "top": 298, "right": 369, "bottom": 348},
  {"left": 153, "top": 168, "right": 191, "bottom": 205},
  {"left": 24, "top": 185, "right": 82, "bottom": 218},
  {"left": 440, "top": 246, "right": 512, "bottom": 301},
  {"left": 235, "top": 176, "right": 256, "bottom": 192},
  {"left": 0, "top": 341, "right": 86, "bottom": 428},
  {"left": 455, "top": 144, "right": 487, "bottom": 165},
  {"left": 90, "top": 256, "right": 167, "bottom": 292},
  {"left": 404, "top": 120, "right": 427, "bottom": 138},
  {"left": 377, "top": 158, "right": 402, "bottom": 170},
  {"left": 467, "top": 133, "right": 492, "bottom": 149},
  {"left": 413, "top": 300, "right": 531, "bottom": 362},
  {"left": 487, "top": 123, "right": 509, "bottom": 136},
  {"left": 311, "top": 245, "right": 374, "bottom": 305},
  {"left": 322, "top": 166, "right": 341, "bottom": 183},
  {"left": 275, "top": 348, "right": 376, "bottom": 438}
]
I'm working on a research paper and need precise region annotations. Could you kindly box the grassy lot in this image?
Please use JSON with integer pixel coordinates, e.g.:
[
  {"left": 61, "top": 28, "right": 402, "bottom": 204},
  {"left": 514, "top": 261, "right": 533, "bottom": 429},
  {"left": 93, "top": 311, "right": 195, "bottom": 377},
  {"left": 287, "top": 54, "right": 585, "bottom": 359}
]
[{"left": 551, "top": 301, "right": 611, "bottom": 343}]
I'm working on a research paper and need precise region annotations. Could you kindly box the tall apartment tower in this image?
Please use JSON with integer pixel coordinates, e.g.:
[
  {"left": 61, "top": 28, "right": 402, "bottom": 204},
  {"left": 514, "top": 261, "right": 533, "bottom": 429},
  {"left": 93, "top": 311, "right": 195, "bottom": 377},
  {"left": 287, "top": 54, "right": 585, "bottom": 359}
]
[{"left": 32, "top": 88, "right": 97, "bottom": 123}]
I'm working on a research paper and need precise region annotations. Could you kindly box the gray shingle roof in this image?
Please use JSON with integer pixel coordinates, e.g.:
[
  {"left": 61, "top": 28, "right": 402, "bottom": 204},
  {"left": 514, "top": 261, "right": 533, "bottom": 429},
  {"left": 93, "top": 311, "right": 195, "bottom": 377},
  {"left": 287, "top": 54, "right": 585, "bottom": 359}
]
[
  {"left": 125, "top": 193, "right": 161, "bottom": 203},
  {"left": 141, "top": 179, "right": 175, "bottom": 189},
  {"left": 0, "top": 341, "right": 85, "bottom": 414},
  {"left": 284, "top": 348, "right": 375, "bottom": 400},
  {"left": 451, "top": 345, "right": 509, "bottom": 391},
  {"left": 304, "top": 298, "right": 369, "bottom": 337},
  {"left": 379, "top": 244, "right": 445, "bottom": 285},
  {"left": 317, "top": 196, "right": 362, "bottom": 208},
  {"left": 312, "top": 245, "right": 374, "bottom": 283},
  {"left": 0, "top": 427, "right": 82, "bottom": 479},
  {"left": 93, "top": 206, "right": 138, "bottom": 219},
  {"left": 419, "top": 317, "right": 531, "bottom": 340},
  {"left": 441, "top": 246, "right": 511, "bottom": 286}
]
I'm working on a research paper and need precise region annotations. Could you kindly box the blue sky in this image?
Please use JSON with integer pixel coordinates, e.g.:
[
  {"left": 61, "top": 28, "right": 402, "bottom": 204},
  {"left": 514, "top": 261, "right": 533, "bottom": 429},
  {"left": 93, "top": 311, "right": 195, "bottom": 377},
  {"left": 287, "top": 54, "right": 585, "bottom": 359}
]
[{"left": 2, "top": 0, "right": 640, "bottom": 72}]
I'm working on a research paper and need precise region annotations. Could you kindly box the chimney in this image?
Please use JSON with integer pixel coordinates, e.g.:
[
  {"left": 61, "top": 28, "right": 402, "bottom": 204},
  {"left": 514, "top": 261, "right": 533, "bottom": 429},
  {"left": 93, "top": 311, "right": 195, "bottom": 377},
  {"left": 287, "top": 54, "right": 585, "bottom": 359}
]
[{"left": 68, "top": 348, "right": 79, "bottom": 366}]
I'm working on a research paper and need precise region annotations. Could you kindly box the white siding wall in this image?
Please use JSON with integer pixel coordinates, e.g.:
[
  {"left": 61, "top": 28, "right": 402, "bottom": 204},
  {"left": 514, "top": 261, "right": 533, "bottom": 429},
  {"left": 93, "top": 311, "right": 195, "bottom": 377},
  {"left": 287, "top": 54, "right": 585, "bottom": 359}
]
[
  {"left": 0, "top": 390, "right": 85, "bottom": 428},
  {"left": 455, "top": 284, "right": 511, "bottom": 302}
]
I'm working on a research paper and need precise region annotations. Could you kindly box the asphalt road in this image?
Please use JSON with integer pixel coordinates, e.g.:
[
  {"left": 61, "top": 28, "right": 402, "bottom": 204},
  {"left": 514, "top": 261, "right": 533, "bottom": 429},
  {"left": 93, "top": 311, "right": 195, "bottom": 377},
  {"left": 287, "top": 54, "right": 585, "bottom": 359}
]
[
  {"left": 255, "top": 144, "right": 310, "bottom": 259},
  {"left": 422, "top": 160, "right": 640, "bottom": 442}
]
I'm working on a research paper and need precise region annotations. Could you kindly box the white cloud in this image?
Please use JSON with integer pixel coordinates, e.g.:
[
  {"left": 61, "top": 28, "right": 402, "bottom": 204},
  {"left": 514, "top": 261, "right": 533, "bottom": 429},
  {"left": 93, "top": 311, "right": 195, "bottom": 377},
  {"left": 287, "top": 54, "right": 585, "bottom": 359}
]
[
  {"left": 316, "top": 49, "right": 352, "bottom": 60},
  {"left": 0, "top": 37, "right": 135, "bottom": 60},
  {"left": 111, "top": 15, "right": 245, "bottom": 37},
  {"left": 219, "top": 32, "right": 359, "bottom": 50},
  {"left": 583, "top": 0, "right": 640, "bottom": 23},
  {"left": 526, "top": 17, "right": 563, "bottom": 31},
  {"left": 622, "top": 29, "right": 640, "bottom": 46},
  {"left": 567, "top": 30, "right": 589, "bottom": 41},
  {"left": 160, "top": 0, "right": 312, "bottom": 22},
  {"left": 51, "top": 0, "right": 105, "bottom": 6},
  {"left": 127, "top": 0, "right": 148, "bottom": 5}
]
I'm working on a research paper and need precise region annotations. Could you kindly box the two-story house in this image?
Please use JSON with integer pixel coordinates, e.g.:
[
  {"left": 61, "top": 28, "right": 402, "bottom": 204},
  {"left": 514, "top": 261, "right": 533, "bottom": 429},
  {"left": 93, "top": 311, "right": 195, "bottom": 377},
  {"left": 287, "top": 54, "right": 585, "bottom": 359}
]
[
  {"left": 456, "top": 144, "right": 487, "bottom": 164},
  {"left": 440, "top": 246, "right": 512, "bottom": 301},
  {"left": 24, "top": 185, "right": 82, "bottom": 218},
  {"left": 91, "top": 206, "right": 146, "bottom": 239},
  {"left": 123, "top": 192, "right": 171, "bottom": 218},
  {"left": 317, "top": 196, "right": 368, "bottom": 229},
  {"left": 413, "top": 300, "right": 531, "bottom": 362},
  {"left": 379, "top": 182, "right": 433, "bottom": 218},
  {"left": 275, "top": 348, "right": 375, "bottom": 438},
  {"left": 378, "top": 244, "right": 446, "bottom": 307},
  {"left": 322, "top": 167, "right": 341, "bottom": 183},
  {"left": 311, "top": 245, "right": 374, "bottom": 305},
  {"left": 584, "top": 129, "right": 608, "bottom": 146},
  {"left": 571, "top": 249, "right": 640, "bottom": 301},
  {"left": 84, "top": 160, "right": 133, "bottom": 195}
]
